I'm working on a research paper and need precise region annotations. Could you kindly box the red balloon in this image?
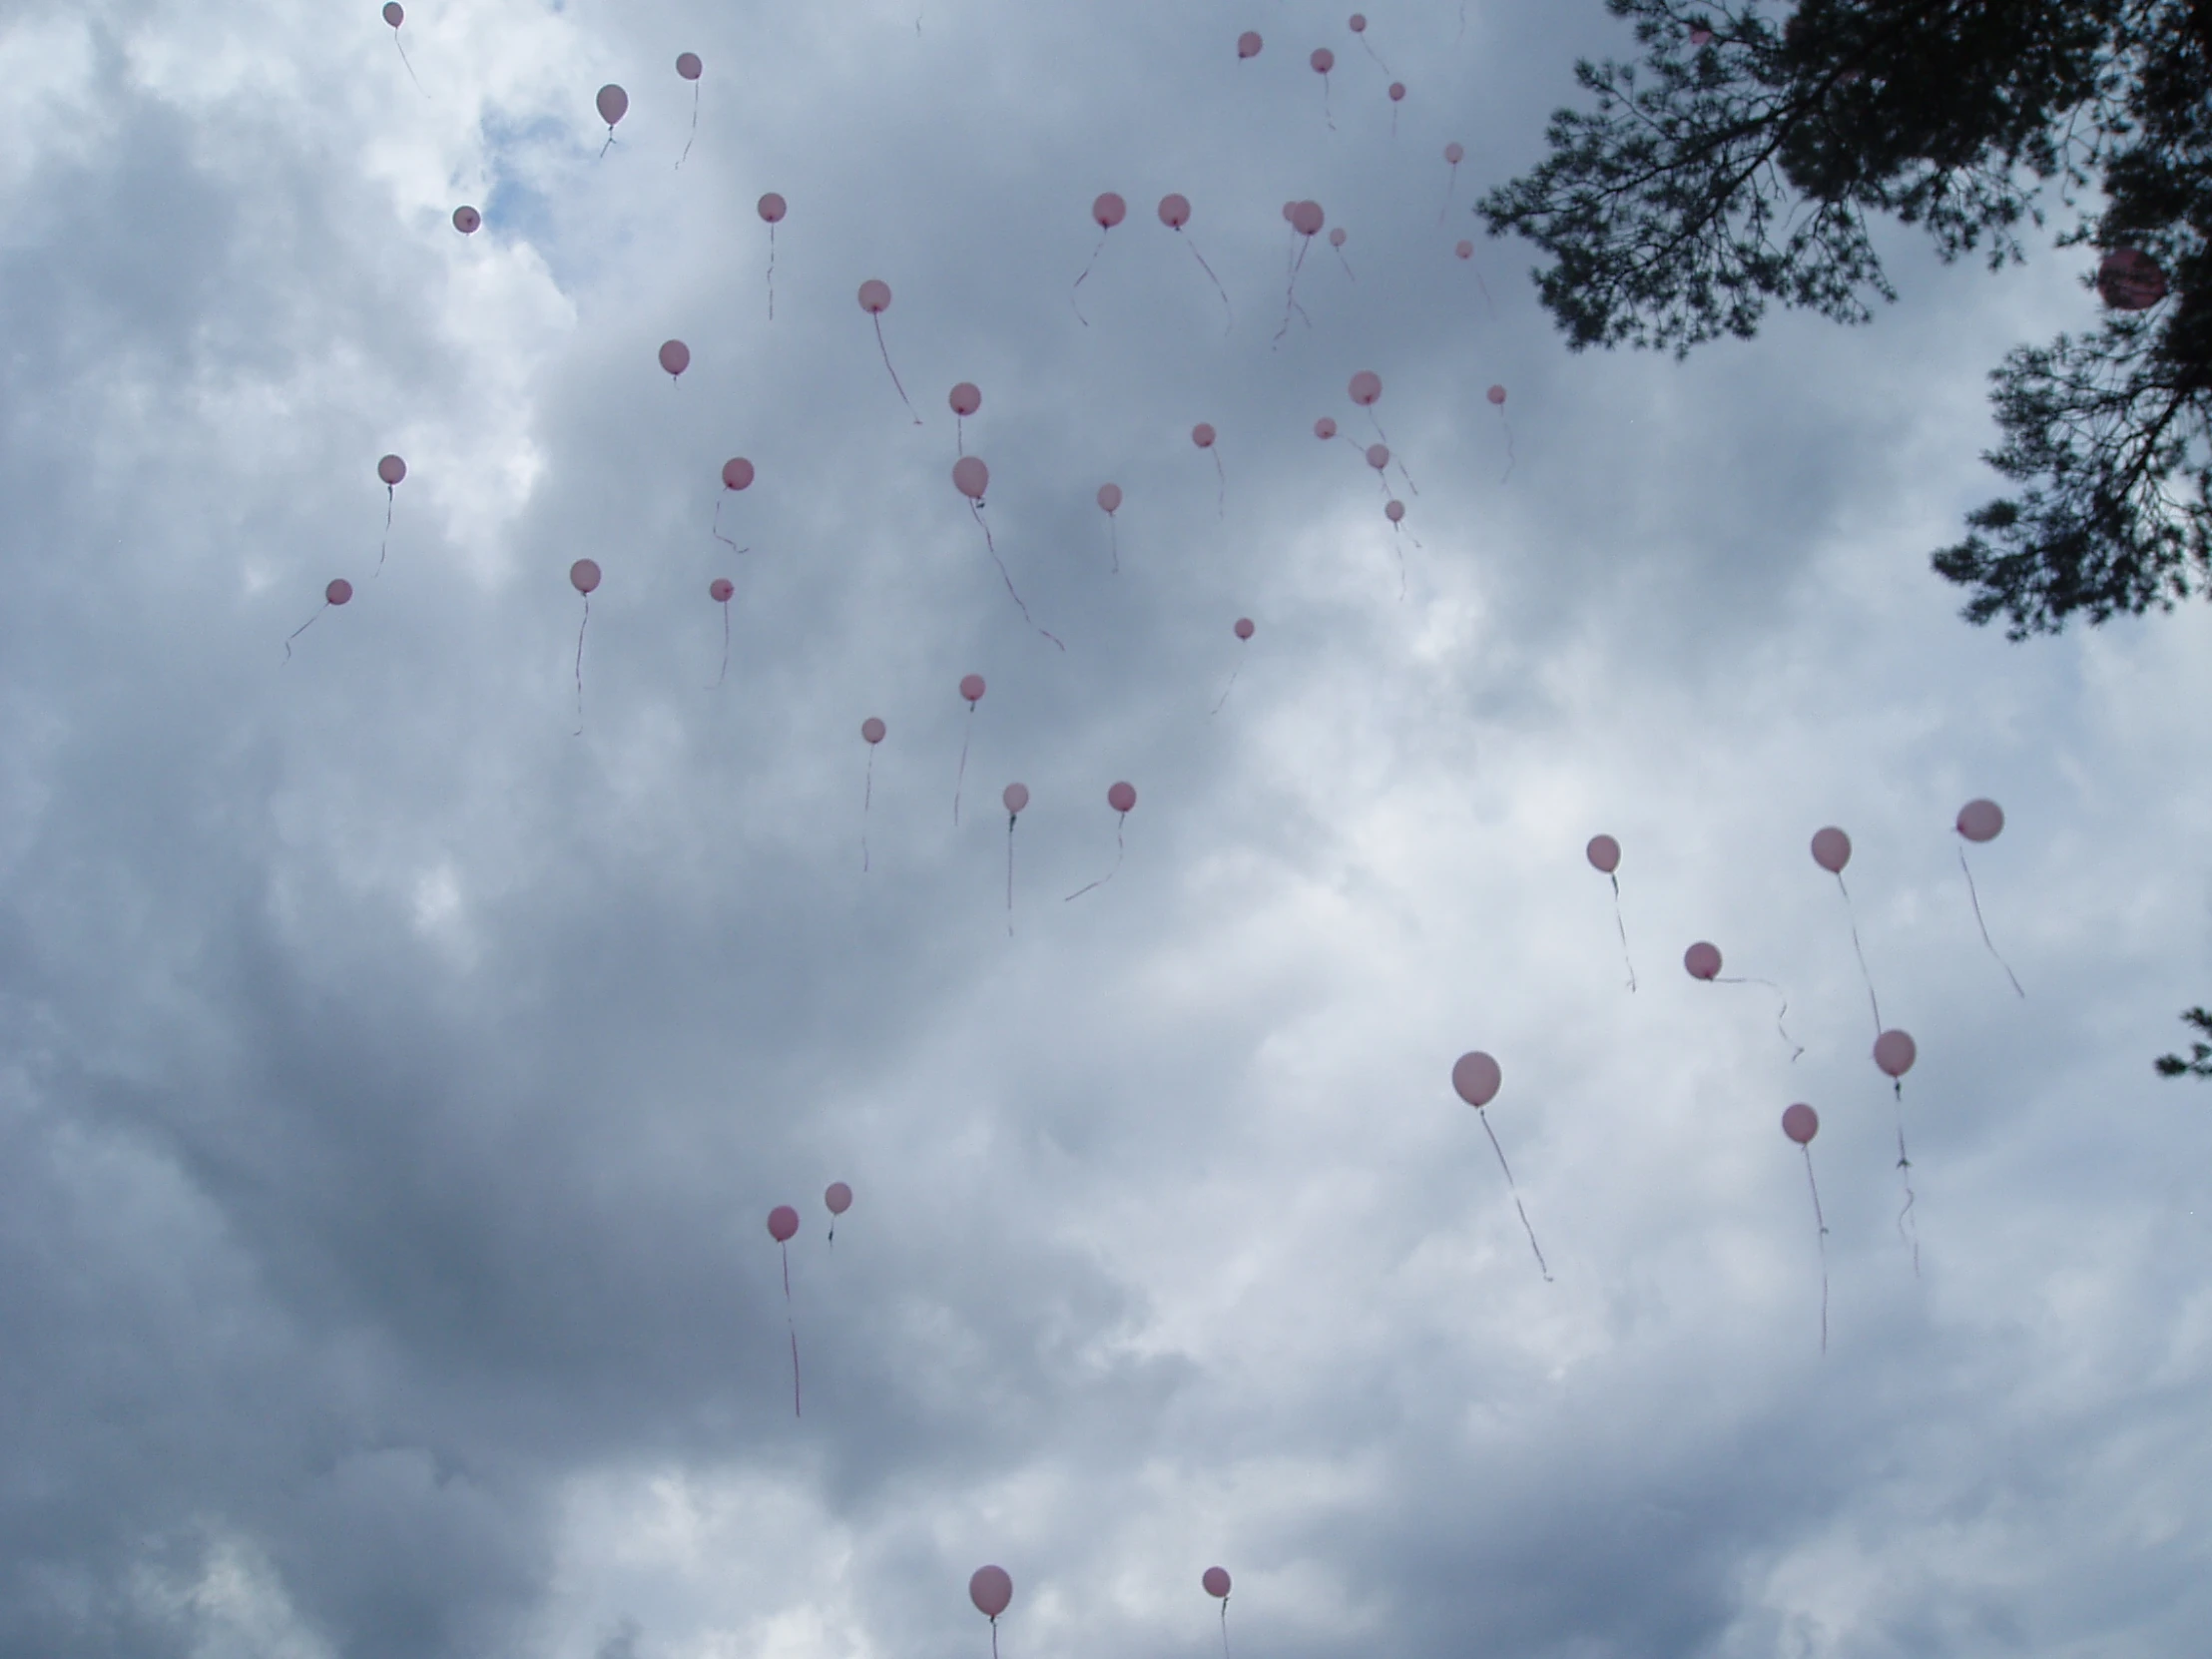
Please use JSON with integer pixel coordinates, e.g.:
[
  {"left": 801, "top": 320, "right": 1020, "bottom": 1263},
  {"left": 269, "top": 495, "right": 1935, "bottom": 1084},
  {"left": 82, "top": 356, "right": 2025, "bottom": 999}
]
[
  {"left": 1451, "top": 1051, "right": 1500, "bottom": 1108},
  {"left": 676, "top": 51, "right": 702, "bottom": 80},
  {"left": 1955, "top": 799, "right": 2003, "bottom": 842},
  {"left": 1314, "top": 416, "right": 1338, "bottom": 439},
  {"left": 452, "top": 206, "right": 480, "bottom": 234},
  {"left": 1811, "top": 827, "right": 1851, "bottom": 873},
  {"left": 1237, "top": 30, "right": 1262, "bottom": 58},
  {"left": 826, "top": 1181, "right": 852, "bottom": 1215},
  {"left": 861, "top": 717, "right": 885, "bottom": 744},
  {"left": 952, "top": 455, "right": 988, "bottom": 500},
  {"left": 1349, "top": 13, "right": 1368, "bottom": 31},
  {"left": 1097, "top": 482, "right": 1122, "bottom": 513},
  {"left": 1289, "top": 200, "right": 1324, "bottom": 237},
  {"left": 1689, "top": 26, "right": 1713, "bottom": 46},
  {"left": 1366, "top": 443, "right": 1388, "bottom": 470},
  {"left": 1485, "top": 382, "right": 1506, "bottom": 403},
  {"left": 768, "top": 1205, "right": 799, "bottom": 1243},
  {"left": 1107, "top": 781, "right": 1136, "bottom": 813},
  {"left": 658, "top": 339, "right": 690, "bottom": 378},
  {"left": 858, "top": 278, "right": 891, "bottom": 313},
  {"left": 758, "top": 193, "right": 788, "bottom": 224},
  {"left": 1349, "top": 370, "right": 1382, "bottom": 406},
  {"left": 325, "top": 578, "right": 352, "bottom": 605},
  {"left": 570, "top": 558, "right": 601, "bottom": 595},
  {"left": 1003, "top": 783, "right": 1029, "bottom": 815},
  {"left": 722, "top": 457, "right": 755, "bottom": 491},
  {"left": 1192, "top": 422, "right": 1216, "bottom": 448},
  {"left": 1234, "top": 617, "right": 1255, "bottom": 640},
  {"left": 377, "top": 454, "right": 406, "bottom": 486},
  {"left": 382, "top": 2, "right": 402, "bottom": 24},
  {"left": 1444, "top": 141, "right": 1464, "bottom": 165},
  {"left": 960, "top": 673, "right": 985, "bottom": 704},
  {"left": 1456, "top": 241, "right": 1475, "bottom": 260},
  {"left": 970, "top": 1566, "right": 1013, "bottom": 1620},
  {"left": 1874, "top": 1029, "right": 1917, "bottom": 1078},
  {"left": 1384, "top": 499, "right": 1404, "bottom": 523},
  {"left": 949, "top": 381, "right": 981, "bottom": 416},
  {"left": 1158, "top": 194, "right": 1192, "bottom": 229},
  {"left": 2097, "top": 248, "right": 2167, "bottom": 310},
  {"left": 1389, "top": 81, "right": 1405, "bottom": 101},
  {"left": 709, "top": 578, "right": 734, "bottom": 602},
  {"left": 1093, "top": 192, "right": 1127, "bottom": 229},
  {"left": 1782, "top": 1104, "right": 1819, "bottom": 1145},
  {"left": 1586, "top": 834, "right": 1620, "bottom": 874},
  {"left": 1684, "top": 941, "right": 1721, "bottom": 980},
  {"left": 1203, "top": 1566, "right": 1231, "bottom": 1598},
  {"left": 1311, "top": 47, "right": 1335, "bottom": 72},
  {"left": 596, "top": 85, "right": 628, "bottom": 126}
]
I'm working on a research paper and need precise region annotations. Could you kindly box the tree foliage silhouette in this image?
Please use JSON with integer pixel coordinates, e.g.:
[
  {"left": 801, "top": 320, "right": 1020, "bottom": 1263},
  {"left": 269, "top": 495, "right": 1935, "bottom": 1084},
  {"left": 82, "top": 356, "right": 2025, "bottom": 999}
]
[
  {"left": 2155, "top": 1006, "right": 2212, "bottom": 1079},
  {"left": 1477, "top": 0, "right": 2209, "bottom": 640}
]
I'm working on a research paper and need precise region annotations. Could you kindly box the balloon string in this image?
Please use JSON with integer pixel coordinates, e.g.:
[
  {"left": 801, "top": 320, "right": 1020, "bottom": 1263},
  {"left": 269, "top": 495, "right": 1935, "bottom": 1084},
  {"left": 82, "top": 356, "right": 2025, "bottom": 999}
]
[
  {"left": 1183, "top": 237, "right": 1233, "bottom": 334},
  {"left": 782, "top": 1240, "right": 801, "bottom": 1417},
  {"left": 766, "top": 226, "right": 776, "bottom": 321},
  {"left": 1479, "top": 1110, "right": 1551, "bottom": 1282},
  {"left": 1107, "top": 513, "right": 1119, "bottom": 574},
  {"left": 1221, "top": 1600, "right": 1231, "bottom": 1659},
  {"left": 392, "top": 34, "right": 424, "bottom": 96},
  {"left": 1609, "top": 873, "right": 1637, "bottom": 990},
  {"left": 1437, "top": 168, "right": 1457, "bottom": 226},
  {"left": 713, "top": 605, "right": 730, "bottom": 688},
  {"left": 573, "top": 597, "right": 591, "bottom": 735},
  {"left": 1360, "top": 35, "right": 1393, "bottom": 77},
  {"left": 1006, "top": 817, "right": 1017, "bottom": 936},
  {"left": 1893, "top": 1080, "right": 1919, "bottom": 1279},
  {"left": 1391, "top": 532, "right": 1406, "bottom": 601},
  {"left": 1958, "top": 847, "right": 2025, "bottom": 996},
  {"left": 862, "top": 749, "right": 874, "bottom": 873},
  {"left": 711, "top": 498, "right": 751, "bottom": 555},
  {"left": 281, "top": 604, "right": 324, "bottom": 662},
  {"left": 1063, "top": 821, "right": 1125, "bottom": 901},
  {"left": 1322, "top": 75, "right": 1335, "bottom": 131},
  {"left": 972, "top": 503, "right": 1065, "bottom": 651},
  {"left": 1071, "top": 231, "right": 1107, "bottom": 325},
  {"left": 676, "top": 83, "right": 699, "bottom": 170},
  {"left": 1335, "top": 245, "right": 1357, "bottom": 280},
  {"left": 1209, "top": 657, "right": 1243, "bottom": 717},
  {"left": 1715, "top": 976, "right": 1804, "bottom": 1060},
  {"left": 954, "top": 712, "right": 971, "bottom": 827},
  {"left": 1273, "top": 241, "right": 1314, "bottom": 348},
  {"left": 375, "top": 487, "right": 393, "bottom": 576},
  {"left": 600, "top": 126, "right": 617, "bottom": 159},
  {"left": 1212, "top": 449, "right": 1226, "bottom": 518},
  {"left": 990, "top": 1617, "right": 999, "bottom": 1659},
  {"left": 873, "top": 315, "right": 921, "bottom": 423},
  {"left": 1803, "top": 1146, "right": 1829, "bottom": 1355},
  {"left": 1474, "top": 269, "right": 1496, "bottom": 316},
  {"left": 1835, "top": 873, "right": 1884, "bottom": 1036},
  {"left": 1498, "top": 412, "right": 1515, "bottom": 483}
]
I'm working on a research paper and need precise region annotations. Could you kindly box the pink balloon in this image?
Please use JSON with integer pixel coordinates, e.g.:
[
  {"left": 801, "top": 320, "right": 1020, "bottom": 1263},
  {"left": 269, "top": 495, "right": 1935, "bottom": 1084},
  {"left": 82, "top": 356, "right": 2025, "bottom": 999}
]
[
  {"left": 1158, "top": 194, "right": 1192, "bottom": 229},
  {"left": 1330, "top": 227, "right": 1347, "bottom": 247},
  {"left": 1384, "top": 499, "right": 1404, "bottom": 523},
  {"left": 1389, "top": 81, "right": 1405, "bottom": 101},
  {"left": 1366, "top": 443, "right": 1388, "bottom": 470},
  {"left": 1290, "top": 200, "right": 1324, "bottom": 237},
  {"left": 1485, "top": 383, "right": 1506, "bottom": 404},
  {"left": 758, "top": 192, "right": 788, "bottom": 224},
  {"left": 768, "top": 1205, "right": 799, "bottom": 1243},
  {"left": 1451, "top": 1051, "right": 1500, "bottom": 1108},
  {"left": 596, "top": 85, "right": 628, "bottom": 126},
  {"left": 960, "top": 674, "right": 985, "bottom": 704},
  {"left": 861, "top": 717, "right": 885, "bottom": 744},
  {"left": 1811, "top": 827, "right": 1851, "bottom": 873},
  {"left": 676, "top": 51, "right": 702, "bottom": 80},
  {"left": 377, "top": 454, "right": 406, "bottom": 486},
  {"left": 1107, "top": 781, "right": 1136, "bottom": 814},
  {"left": 569, "top": 558, "right": 601, "bottom": 594},
  {"left": 709, "top": 577, "right": 734, "bottom": 602},
  {"left": 1203, "top": 1566, "right": 1232, "bottom": 1598},
  {"left": 1282, "top": 201, "right": 1299, "bottom": 224},
  {"left": 1684, "top": 941, "right": 1721, "bottom": 980},
  {"left": 1444, "top": 142, "right": 1464, "bottom": 164},
  {"left": 1689, "top": 26, "right": 1713, "bottom": 46},
  {"left": 1874, "top": 1029, "right": 1917, "bottom": 1078},
  {"left": 1237, "top": 30, "right": 1262, "bottom": 58},
  {"left": 1782, "top": 1103, "right": 1819, "bottom": 1145},
  {"left": 722, "top": 457, "right": 755, "bottom": 491},
  {"left": 857, "top": 278, "right": 891, "bottom": 313},
  {"left": 1456, "top": 241, "right": 1475, "bottom": 260},
  {"left": 1314, "top": 416, "right": 1338, "bottom": 439},
  {"left": 1586, "top": 833, "right": 1620, "bottom": 874},
  {"left": 1234, "top": 617, "right": 1255, "bottom": 640},
  {"left": 1956, "top": 799, "right": 2004, "bottom": 842},
  {"left": 325, "top": 578, "right": 353, "bottom": 605},
  {"left": 2097, "top": 248, "right": 2167, "bottom": 310},
  {"left": 452, "top": 206, "right": 480, "bottom": 234},
  {"left": 659, "top": 339, "right": 691, "bottom": 378},
  {"left": 382, "top": 2, "right": 402, "bottom": 24},
  {"left": 949, "top": 381, "right": 981, "bottom": 416},
  {"left": 952, "top": 455, "right": 989, "bottom": 500},
  {"left": 1003, "top": 783, "right": 1029, "bottom": 815},
  {"left": 1192, "top": 423, "right": 1216, "bottom": 448},
  {"left": 1349, "top": 13, "right": 1368, "bottom": 31},
  {"left": 1093, "top": 192, "right": 1127, "bottom": 229},
  {"left": 970, "top": 1566, "right": 1013, "bottom": 1620},
  {"left": 1349, "top": 370, "right": 1382, "bottom": 406},
  {"left": 1097, "top": 483, "right": 1122, "bottom": 513},
  {"left": 826, "top": 1181, "right": 852, "bottom": 1216},
  {"left": 1311, "top": 47, "right": 1335, "bottom": 72}
]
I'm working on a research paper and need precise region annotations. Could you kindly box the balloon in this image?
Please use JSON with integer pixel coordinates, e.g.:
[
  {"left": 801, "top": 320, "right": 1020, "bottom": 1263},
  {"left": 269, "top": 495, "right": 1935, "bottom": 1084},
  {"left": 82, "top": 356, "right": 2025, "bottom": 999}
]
[
  {"left": 377, "top": 454, "right": 405, "bottom": 487},
  {"left": 1193, "top": 423, "right": 1216, "bottom": 448},
  {"left": 676, "top": 51, "right": 702, "bottom": 80},
  {"left": 1067, "top": 785, "right": 1137, "bottom": 899},
  {"left": 1093, "top": 192, "right": 1127, "bottom": 229},
  {"left": 1811, "top": 827, "right": 1851, "bottom": 872},
  {"left": 1451, "top": 1051, "right": 1500, "bottom": 1108},
  {"left": 859, "top": 278, "right": 891, "bottom": 313},
  {"left": 759, "top": 193, "right": 788, "bottom": 224},
  {"left": 768, "top": 1205, "right": 799, "bottom": 1242},
  {"left": 961, "top": 674, "right": 986, "bottom": 704},
  {"left": 597, "top": 86, "right": 628, "bottom": 125},
  {"left": 1874, "top": 1030, "right": 1922, "bottom": 1274},
  {"left": 1237, "top": 30, "right": 1262, "bottom": 58},
  {"left": 381, "top": 1, "right": 401, "bottom": 22},
  {"left": 383, "top": 3, "right": 421, "bottom": 91},
  {"left": 2097, "top": 248, "right": 2167, "bottom": 310},
  {"left": 1330, "top": 227, "right": 1347, "bottom": 247},
  {"left": 952, "top": 675, "right": 984, "bottom": 826},
  {"left": 569, "top": 562, "right": 600, "bottom": 733},
  {"left": 1684, "top": 941, "right": 1721, "bottom": 980},
  {"left": 1108, "top": 781, "right": 1136, "bottom": 813},
  {"left": 1289, "top": 200, "right": 1324, "bottom": 237},
  {"left": 950, "top": 381, "right": 981, "bottom": 416},
  {"left": 452, "top": 206, "right": 480, "bottom": 234},
  {"left": 708, "top": 578, "right": 735, "bottom": 685},
  {"left": 970, "top": 1566, "right": 1013, "bottom": 1620},
  {"left": 710, "top": 578, "right": 734, "bottom": 602},
  {"left": 1783, "top": 1106, "right": 1830, "bottom": 1350},
  {"left": 1311, "top": 47, "right": 1335, "bottom": 71},
  {"left": 1003, "top": 783, "right": 1029, "bottom": 815},
  {"left": 1782, "top": 1103, "right": 1818, "bottom": 1145},
  {"left": 1282, "top": 202, "right": 1299, "bottom": 224},
  {"left": 674, "top": 56, "right": 704, "bottom": 167},
  {"left": 1158, "top": 194, "right": 1191, "bottom": 229},
  {"left": 953, "top": 455, "right": 988, "bottom": 500},
  {"left": 1873, "top": 1029, "right": 1917, "bottom": 1078},
  {"left": 1097, "top": 483, "right": 1122, "bottom": 513},
  {"left": 1389, "top": 81, "right": 1405, "bottom": 99},
  {"left": 658, "top": 339, "right": 691, "bottom": 379},
  {"left": 1586, "top": 834, "right": 1620, "bottom": 873},
  {"left": 859, "top": 721, "right": 885, "bottom": 870},
  {"left": 1234, "top": 617, "right": 1255, "bottom": 640},
  {"left": 1315, "top": 417, "right": 1339, "bottom": 440},
  {"left": 1366, "top": 442, "right": 1388, "bottom": 470},
  {"left": 1456, "top": 241, "right": 1474, "bottom": 259},
  {"left": 1350, "top": 370, "right": 1382, "bottom": 406},
  {"left": 768, "top": 1208, "right": 803, "bottom": 1413},
  {"left": 1213, "top": 619, "right": 1256, "bottom": 714},
  {"left": 722, "top": 457, "right": 755, "bottom": 491},
  {"left": 861, "top": 717, "right": 885, "bottom": 744},
  {"left": 325, "top": 578, "right": 352, "bottom": 605},
  {"left": 1384, "top": 498, "right": 1404, "bottom": 523},
  {"left": 1204, "top": 1567, "right": 1231, "bottom": 1598},
  {"left": 827, "top": 1181, "right": 852, "bottom": 1214},
  {"left": 758, "top": 196, "right": 787, "bottom": 318},
  {"left": 1002, "top": 784, "right": 1030, "bottom": 930},
  {"left": 1444, "top": 141, "right": 1464, "bottom": 164},
  {"left": 570, "top": 558, "right": 600, "bottom": 595},
  {"left": 1956, "top": 800, "right": 2003, "bottom": 842},
  {"left": 1486, "top": 383, "right": 1506, "bottom": 404},
  {"left": 1689, "top": 26, "right": 1713, "bottom": 46},
  {"left": 1349, "top": 13, "right": 1366, "bottom": 29}
]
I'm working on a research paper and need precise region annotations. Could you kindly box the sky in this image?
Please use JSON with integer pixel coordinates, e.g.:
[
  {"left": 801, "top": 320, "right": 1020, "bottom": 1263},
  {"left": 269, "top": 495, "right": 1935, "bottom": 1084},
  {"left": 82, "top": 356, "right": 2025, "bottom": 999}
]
[{"left": 2, "top": 0, "right": 2210, "bottom": 1655}]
